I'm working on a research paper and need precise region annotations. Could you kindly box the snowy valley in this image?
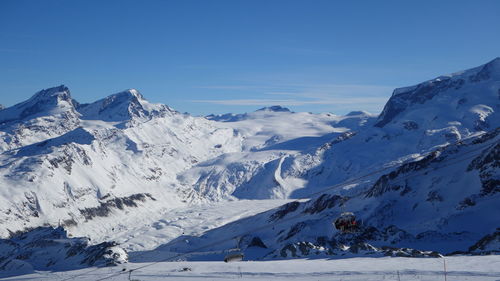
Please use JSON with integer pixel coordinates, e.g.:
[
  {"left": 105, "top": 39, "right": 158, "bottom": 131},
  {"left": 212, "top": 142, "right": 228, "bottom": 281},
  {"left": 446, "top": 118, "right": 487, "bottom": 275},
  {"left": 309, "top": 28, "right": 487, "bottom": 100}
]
[{"left": 0, "top": 58, "right": 499, "bottom": 280}]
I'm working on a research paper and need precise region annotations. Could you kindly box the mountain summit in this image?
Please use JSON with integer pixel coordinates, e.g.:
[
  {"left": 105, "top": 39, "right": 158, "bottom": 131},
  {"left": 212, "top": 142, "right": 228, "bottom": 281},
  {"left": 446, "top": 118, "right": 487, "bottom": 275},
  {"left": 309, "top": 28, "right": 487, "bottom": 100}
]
[
  {"left": 376, "top": 57, "right": 500, "bottom": 128},
  {"left": 0, "top": 85, "right": 75, "bottom": 124},
  {"left": 77, "top": 89, "right": 173, "bottom": 122}
]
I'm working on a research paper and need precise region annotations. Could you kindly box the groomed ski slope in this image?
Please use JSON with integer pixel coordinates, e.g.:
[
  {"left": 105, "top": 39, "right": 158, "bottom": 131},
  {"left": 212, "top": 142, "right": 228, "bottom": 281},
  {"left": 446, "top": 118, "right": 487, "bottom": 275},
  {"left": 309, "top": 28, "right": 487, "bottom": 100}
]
[{"left": 4, "top": 256, "right": 499, "bottom": 281}]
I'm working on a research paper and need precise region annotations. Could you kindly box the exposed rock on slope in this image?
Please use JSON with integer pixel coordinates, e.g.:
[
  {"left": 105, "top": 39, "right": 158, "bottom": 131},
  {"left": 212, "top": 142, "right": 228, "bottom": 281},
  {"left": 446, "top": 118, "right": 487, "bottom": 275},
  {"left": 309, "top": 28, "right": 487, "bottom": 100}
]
[
  {"left": 165, "top": 128, "right": 499, "bottom": 260},
  {"left": 0, "top": 86, "right": 243, "bottom": 238},
  {"left": 0, "top": 226, "right": 127, "bottom": 278}
]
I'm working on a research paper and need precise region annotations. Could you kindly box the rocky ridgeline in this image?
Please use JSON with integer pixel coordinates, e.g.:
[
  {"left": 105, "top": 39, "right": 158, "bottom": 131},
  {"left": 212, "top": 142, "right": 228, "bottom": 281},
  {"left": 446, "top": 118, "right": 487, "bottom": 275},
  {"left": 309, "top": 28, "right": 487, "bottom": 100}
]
[{"left": 0, "top": 226, "right": 127, "bottom": 278}]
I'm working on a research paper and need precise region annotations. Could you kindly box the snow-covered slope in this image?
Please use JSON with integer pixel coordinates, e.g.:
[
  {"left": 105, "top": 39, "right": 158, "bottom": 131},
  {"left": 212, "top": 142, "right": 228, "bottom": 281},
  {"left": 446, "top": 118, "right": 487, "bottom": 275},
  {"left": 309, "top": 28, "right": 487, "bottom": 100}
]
[
  {"left": 270, "top": 57, "right": 500, "bottom": 198},
  {"left": 181, "top": 58, "right": 500, "bottom": 201},
  {"left": 0, "top": 86, "right": 80, "bottom": 152},
  {"left": 77, "top": 89, "right": 173, "bottom": 123},
  {"left": 0, "top": 85, "right": 366, "bottom": 239},
  {"left": 0, "top": 87, "right": 243, "bottom": 238},
  {"left": 164, "top": 129, "right": 499, "bottom": 260},
  {"left": 7, "top": 256, "right": 500, "bottom": 281},
  {"left": 180, "top": 109, "right": 372, "bottom": 200},
  {"left": 0, "top": 58, "right": 499, "bottom": 276}
]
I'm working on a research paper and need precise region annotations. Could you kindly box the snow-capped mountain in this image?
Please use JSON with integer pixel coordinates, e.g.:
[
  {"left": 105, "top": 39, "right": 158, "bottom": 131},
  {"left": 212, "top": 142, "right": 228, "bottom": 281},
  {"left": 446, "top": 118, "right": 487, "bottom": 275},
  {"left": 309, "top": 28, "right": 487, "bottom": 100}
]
[
  {"left": 165, "top": 128, "right": 499, "bottom": 260},
  {"left": 178, "top": 58, "right": 499, "bottom": 260},
  {"left": 183, "top": 58, "right": 500, "bottom": 201},
  {"left": 206, "top": 105, "right": 292, "bottom": 122},
  {"left": 0, "top": 58, "right": 499, "bottom": 274},
  {"left": 270, "top": 57, "right": 500, "bottom": 198},
  {"left": 0, "top": 84, "right": 370, "bottom": 241},
  {"left": 181, "top": 109, "right": 371, "bottom": 201},
  {"left": 0, "top": 86, "right": 244, "bottom": 239},
  {"left": 77, "top": 89, "right": 174, "bottom": 123},
  {"left": 0, "top": 86, "right": 80, "bottom": 152}
]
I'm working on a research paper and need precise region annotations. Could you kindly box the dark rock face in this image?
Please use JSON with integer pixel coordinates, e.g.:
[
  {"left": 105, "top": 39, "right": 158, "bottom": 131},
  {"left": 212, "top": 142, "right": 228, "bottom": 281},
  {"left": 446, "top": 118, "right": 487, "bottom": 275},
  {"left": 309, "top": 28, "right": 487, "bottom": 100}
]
[
  {"left": 467, "top": 229, "right": 500, "bottom": 254},
  {"left": 467, "top": 141, "right": 500, "bottom": 196},
  {"left": 375, "top": 77, "right": 465, "bottom": 128},
  {"left": 272, "top": 223, "right": 447, "bottom": 259},
  {"left": 0, "top": 85, "right": 74, "bottom": 125},
  {"left": 269, "top": 201, "right": 300, "bottom": 221},
  {"left": 206, "top": 106, "right": 290, "bottom": 122},
  {"left": 302, "top": 194, "right": 344, "bottom": 214},
  {"left": 205, "top": 113, "right": 249, "bottom": 122},
  {"left": 276, "top": 240, "right": 441, "bottom": 259},
  {"left": 0, "top": 227, "right": 126, "bottom": 276},
  {"left": 365, "top": 150, "right": 441, "bottom": 198},
  {"left": 280, "top": 222, "right": 307, "bottom": 241},
  {"left": 449, "top": 229, "right": 500, "bottom": 255},
  {"left": 403, "top": 120, "right": 419, "bottom": 130},
  {"left": 248, "top": 237, "right": 267, "bottom": 248},
  {"left": 375, "top": 58, "right": 499, "bottom": 128},
  {"left": 256, "top": 106, "right": 291, "bottom": 112},
  {"left": 329, "top": 131, "right": 356, "bottom": 146},
  {"left": 79, "top": 193, "right": 155, "bottom": 220}
]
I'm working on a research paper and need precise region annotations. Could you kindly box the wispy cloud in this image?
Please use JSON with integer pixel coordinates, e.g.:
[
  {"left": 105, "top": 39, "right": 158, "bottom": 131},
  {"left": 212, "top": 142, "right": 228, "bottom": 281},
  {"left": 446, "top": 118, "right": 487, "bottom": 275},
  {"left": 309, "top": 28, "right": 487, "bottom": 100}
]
[
  {"left": 190, "top": 96, "right": 388, "bottom": 106},
  {"left": 195, "top": 83, "right": 393, "bottom": 93},
  {"left": 189, "top": 82, "right": 395, "bottom": 113}
]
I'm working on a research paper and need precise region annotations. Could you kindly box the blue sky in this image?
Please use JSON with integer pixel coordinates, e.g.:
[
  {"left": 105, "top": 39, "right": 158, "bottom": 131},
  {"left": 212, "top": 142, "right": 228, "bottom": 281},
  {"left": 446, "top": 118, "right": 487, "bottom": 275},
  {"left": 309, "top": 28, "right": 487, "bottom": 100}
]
[{"left": 1, "top": 0, "right": 499, "bottom": 115}]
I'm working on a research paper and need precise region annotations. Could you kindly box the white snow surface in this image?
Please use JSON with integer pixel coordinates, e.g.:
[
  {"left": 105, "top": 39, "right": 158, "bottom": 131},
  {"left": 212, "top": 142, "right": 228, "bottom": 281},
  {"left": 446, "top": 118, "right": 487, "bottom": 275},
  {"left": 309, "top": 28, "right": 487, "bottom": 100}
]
[{"left": 3, "top": 256, "right": 500, "bottom": 281}]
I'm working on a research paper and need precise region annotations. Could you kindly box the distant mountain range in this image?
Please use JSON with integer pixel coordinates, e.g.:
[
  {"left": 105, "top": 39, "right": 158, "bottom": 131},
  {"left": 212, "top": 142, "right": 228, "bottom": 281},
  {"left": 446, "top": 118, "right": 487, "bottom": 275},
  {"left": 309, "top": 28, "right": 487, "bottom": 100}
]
[{"left": 0, "top": 58, "right": 498, "bottom": 273}]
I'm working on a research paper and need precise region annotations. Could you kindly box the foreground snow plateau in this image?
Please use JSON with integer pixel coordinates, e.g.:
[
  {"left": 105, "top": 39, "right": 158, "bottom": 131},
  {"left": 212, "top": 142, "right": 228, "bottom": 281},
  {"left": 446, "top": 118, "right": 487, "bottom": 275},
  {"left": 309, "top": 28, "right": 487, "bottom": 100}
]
[{"left": 3, "top": 256, "right": 500, "bottom": 281}]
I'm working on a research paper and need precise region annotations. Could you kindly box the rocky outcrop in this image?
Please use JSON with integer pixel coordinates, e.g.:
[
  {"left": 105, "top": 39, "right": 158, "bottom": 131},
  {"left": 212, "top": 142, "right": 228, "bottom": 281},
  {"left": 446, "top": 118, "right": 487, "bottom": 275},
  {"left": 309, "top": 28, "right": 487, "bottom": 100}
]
[{"left": 0, "top": 227, "right": 127, "bottom": 277}]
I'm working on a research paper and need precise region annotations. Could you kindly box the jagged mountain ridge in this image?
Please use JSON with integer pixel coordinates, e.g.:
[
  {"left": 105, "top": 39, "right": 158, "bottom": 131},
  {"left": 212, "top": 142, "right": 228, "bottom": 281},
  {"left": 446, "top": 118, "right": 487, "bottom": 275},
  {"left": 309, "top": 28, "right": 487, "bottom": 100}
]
[
  {"left": 77, "top": 89, "right": 175, "bottom": 122},
  {"left": 0, "top": 86, "right": 80, "bottom": 153},
  {"left": 0, "top": 86, "right": 245, "bottom": 238}
]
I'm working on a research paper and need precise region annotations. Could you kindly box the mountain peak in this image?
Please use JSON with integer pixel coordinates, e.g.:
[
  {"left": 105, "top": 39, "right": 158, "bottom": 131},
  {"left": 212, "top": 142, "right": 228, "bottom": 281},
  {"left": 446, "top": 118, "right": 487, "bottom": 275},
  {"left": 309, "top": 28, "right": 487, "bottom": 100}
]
[
  {"left": 77, "top": 88, "right": 171, "bottom": 122},
  {"left": 375, "top": 58, "right": 500, "bottom": 128},
  {"left": 30, "top": 85, "right": 71, "bottom": 101},
  {"left": 345, "top": 110, "right": 372, "bottom": 117},
  {"left": 256, "top": 105, "right": 291, "bottom": 113},
  {"left": 0, "top": 85, "right": 75, "bottom": 124},
  {"left": 111, "top": 88, "right": 144, "bottom": 101},
  {"left": 487, "top": 56, "right": 500, "bottom": 66}
]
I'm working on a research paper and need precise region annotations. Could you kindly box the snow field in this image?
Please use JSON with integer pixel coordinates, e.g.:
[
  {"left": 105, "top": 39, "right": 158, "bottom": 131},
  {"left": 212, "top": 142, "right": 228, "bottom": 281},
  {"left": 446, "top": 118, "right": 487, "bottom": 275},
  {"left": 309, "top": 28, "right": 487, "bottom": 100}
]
[{"left": 4, "top": 256, "right": 499, "bottom": 281}]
